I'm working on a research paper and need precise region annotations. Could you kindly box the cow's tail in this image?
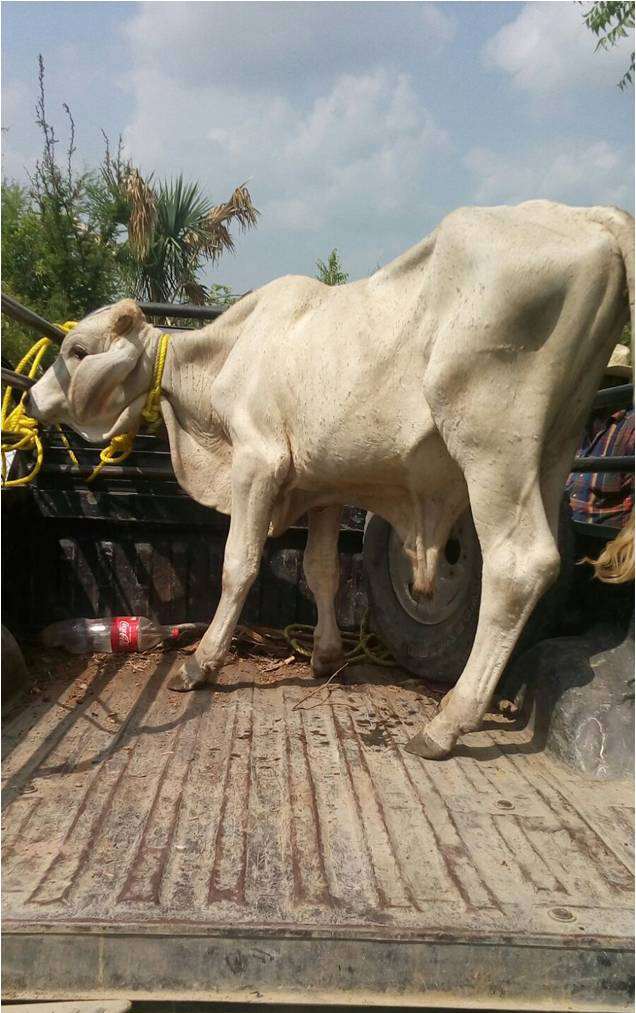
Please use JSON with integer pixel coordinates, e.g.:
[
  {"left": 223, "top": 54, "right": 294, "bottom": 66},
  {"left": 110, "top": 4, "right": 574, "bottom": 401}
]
[
  {"left": 592, "top": 207, "right": 635, "bottom": 348},
  {"left": 582, "top": 511, "right": 635, "bottom": 584},
  {"left": 584, "top": 210, "right": 634, "bottom": 584}
]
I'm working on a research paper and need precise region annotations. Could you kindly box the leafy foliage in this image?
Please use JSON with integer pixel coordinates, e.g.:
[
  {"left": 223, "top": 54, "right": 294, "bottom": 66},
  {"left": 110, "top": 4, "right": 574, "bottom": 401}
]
[
  {"left": 582, "top": 1, "right": 635, "bottom": 89},
  {"left": 27, "top": 58, "right": 122, "bottom": 315},
  {"left": 208, "top": 283, "right": 241, "bottom": 308},
  {"left": 2, "top": 62, "right": 125, "bottom": 363},
  {"left": 1, "top": 58, "right": 123, "bottom": 368},
  {"left": 316, "top": 249, "right": 349, "bottom": 286},
  {"left": 1, "top": 184, "right": 48, "bottom": 365}
]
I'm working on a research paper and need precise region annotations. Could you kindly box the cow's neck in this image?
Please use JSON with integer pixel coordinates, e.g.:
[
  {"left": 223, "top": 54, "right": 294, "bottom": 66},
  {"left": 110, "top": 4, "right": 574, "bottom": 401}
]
[
  {"left": 159, "top": 324, "right": 231, "bottom": 431},
  {"left": 153, "top": 322, "right": 236, "bottom": 514}
]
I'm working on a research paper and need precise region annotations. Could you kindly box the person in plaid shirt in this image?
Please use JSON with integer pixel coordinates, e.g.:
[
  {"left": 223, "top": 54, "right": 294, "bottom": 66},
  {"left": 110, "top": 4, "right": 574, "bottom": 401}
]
[{"left": 567, "top": 344, "right": 634, "bottom": 530}]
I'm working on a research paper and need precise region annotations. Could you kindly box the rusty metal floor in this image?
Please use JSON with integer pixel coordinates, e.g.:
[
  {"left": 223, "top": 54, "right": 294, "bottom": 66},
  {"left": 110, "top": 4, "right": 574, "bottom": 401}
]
[{"left": 2, "top": 650, "right": 634, "bottom": 1010}]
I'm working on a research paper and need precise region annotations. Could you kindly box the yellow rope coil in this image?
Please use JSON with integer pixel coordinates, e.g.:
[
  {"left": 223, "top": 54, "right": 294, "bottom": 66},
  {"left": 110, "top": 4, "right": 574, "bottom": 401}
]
[
  {"left": 1, "top": 323, "right": 77, "bottom": 488},
  {"left": 284, "top": 612, "right": 395, "bottom": 667},
  {"left": 2, "top": 328, "right": 169, "bottom": 488},
  {"left": 233, "top": 616, "right": 395, "bottom": 668}
]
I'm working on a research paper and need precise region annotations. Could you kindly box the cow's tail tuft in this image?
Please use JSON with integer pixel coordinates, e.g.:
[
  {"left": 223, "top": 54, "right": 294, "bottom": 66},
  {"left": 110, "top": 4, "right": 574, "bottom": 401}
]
[{"left": 582, "top": 511, "right": 635, "bottom": 584}]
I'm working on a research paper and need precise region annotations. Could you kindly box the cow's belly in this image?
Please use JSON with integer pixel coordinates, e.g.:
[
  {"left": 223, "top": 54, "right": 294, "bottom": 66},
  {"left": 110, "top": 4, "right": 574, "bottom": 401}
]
[
  {"left": 286, "top": 415, "right": 456, "bottom": 494},
  {"left": 279, "top": 364, "right": 441, "bottom": 486},
  {"left": 270, "top": 429, "right": 466, "bottom": 539}
]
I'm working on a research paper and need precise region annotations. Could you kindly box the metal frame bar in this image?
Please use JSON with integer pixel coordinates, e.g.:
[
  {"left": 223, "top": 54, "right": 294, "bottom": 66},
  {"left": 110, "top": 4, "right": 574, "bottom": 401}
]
[
  {"left": 592, "top": 383, "right": 633, "bottom": 409},
  {"left": 138, "top": 301, "right": 226, "bottom": 321},
  {"left": 571, "top": 455, "right": 634, "bottom": 473},
  {"left": 1, "top": 293, "right": 67, "bottom": 342},
  {"left": 1, "top": 369, "right": 34, "bottom": 391}
]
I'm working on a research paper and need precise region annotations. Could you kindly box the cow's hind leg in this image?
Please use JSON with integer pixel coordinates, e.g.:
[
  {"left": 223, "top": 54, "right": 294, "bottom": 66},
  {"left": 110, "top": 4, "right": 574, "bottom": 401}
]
[
  {"left": 303, "top": 505, "right": 345, "bottom": 677},
  {"left": 406, "top": 469, "right": 560, "bottom": 758},
  {"left": 169, "top": 450, "right": 278, "bottom": 691}
]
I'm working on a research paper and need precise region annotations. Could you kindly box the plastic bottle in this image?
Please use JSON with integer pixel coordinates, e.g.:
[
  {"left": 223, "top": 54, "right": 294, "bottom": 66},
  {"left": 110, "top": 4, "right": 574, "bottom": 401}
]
[{"left": 40, "top": 617, "right": 203, "bottom": 654}]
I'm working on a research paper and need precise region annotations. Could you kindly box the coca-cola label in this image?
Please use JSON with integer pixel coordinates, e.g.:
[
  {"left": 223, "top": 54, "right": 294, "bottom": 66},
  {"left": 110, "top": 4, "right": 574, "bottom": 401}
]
[{"left": 111, "top": 616, "right": 139, "bottom": 652}]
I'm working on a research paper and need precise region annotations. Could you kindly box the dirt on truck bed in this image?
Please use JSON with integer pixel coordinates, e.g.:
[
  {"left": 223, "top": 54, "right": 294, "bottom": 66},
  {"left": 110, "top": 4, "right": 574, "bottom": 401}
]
[{"left": 2, "top": 648, "right": 634, "bottom": 1010}]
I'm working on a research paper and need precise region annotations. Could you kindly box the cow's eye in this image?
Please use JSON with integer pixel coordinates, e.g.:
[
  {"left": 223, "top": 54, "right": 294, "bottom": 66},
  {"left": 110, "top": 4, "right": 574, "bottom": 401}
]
[{"left": 71, "top": 345, "right": 88, "bottom": 360}]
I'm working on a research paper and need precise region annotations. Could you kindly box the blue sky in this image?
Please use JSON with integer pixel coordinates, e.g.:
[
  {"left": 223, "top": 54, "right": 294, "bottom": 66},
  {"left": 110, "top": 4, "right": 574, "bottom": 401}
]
[{"left": 2, "top": 1, "right": 634, "bottom": 294}]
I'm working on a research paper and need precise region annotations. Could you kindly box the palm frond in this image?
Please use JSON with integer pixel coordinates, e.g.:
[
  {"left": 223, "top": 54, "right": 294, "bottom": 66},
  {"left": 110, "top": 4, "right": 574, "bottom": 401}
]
[
  {"left": 125, "top": 168, "right": 157, "bottom": 258},
  {"left": 183, "top": 280, "right": 208, "bottom": 304},
  {"left": 206, "top": 183, "right": 260, "bottom": 234}
]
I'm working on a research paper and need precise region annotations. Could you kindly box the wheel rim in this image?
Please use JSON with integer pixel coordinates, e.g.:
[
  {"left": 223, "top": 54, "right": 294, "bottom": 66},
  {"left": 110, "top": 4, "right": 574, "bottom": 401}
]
[{"left": 388, "top": 510, "right": 480, "bottom": 626}]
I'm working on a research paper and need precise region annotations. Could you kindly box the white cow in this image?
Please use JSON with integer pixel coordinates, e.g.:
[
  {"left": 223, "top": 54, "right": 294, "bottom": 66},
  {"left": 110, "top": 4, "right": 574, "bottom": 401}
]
[{"left": 27, "top": 200, "right": 634, "bottom": 759}]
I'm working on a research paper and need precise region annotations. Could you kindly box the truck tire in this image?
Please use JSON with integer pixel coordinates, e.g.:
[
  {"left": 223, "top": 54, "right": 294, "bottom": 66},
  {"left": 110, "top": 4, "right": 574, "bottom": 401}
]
[{"left": 363, "top": 497, "right": 575, "bottom": 684}]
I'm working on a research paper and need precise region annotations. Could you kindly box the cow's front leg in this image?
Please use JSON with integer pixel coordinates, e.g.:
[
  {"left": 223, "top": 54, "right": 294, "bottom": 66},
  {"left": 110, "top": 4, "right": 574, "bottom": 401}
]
[
  {"left": 303, "top": 505, "right": 345, "bottom": 677},
  {"left": 168, "top": 451, "right": 278, "bottom": 691}
]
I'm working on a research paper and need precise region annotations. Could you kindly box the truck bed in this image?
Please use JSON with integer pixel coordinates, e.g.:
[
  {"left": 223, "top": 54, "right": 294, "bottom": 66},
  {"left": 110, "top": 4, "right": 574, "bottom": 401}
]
[{"left": 2, "top": 649, "right": 634, "bottom": 1010}]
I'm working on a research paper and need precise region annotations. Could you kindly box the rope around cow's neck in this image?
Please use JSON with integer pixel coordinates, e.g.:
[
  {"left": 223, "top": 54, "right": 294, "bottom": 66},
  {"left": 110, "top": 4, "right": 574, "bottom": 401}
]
[
  {"left": 1, "top": 329, "right": 170, "bottom": 488},
  {"left": 84, "top": 330, "right": 170, "bottom": 483}
]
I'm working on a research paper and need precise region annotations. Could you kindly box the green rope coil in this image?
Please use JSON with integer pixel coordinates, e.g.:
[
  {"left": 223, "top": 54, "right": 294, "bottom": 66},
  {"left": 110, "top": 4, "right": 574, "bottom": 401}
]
[{"left": 283, "top": 611, "right": 395, "bottom": 667}]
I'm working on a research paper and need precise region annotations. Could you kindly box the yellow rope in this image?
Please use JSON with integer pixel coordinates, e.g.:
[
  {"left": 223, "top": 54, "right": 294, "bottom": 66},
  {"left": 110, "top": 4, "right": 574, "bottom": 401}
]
[
  {"left": 283, "top": 611, "right": 395, "bottom": 667},
  {"left": 86, "top": 331, "right": 170, "bottom": 483},
  {"left": 141, "top": 331, "right": 169, "bottom": 429},
  {"left": 1, "top": 327, "right": 170, "bottom": 488},
  {"left": 54, "top": 424, "right": 79, "bottom": 467},
  {"left": 1, "top": 322, "right": 77, "bottom": 489},
  {"left": 232, "top": 615, "right": 395, "bottom": 669}
]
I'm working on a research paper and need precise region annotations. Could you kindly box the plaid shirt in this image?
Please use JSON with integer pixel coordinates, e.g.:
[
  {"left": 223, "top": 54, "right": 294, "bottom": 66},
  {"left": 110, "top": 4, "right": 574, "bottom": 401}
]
[{"left": 567, "top": 408, "right": 634, "bottom": 528}]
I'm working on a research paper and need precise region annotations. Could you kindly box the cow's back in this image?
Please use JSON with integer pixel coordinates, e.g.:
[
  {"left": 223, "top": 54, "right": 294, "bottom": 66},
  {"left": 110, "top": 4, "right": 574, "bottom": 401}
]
[{"left": 419, "top": 201, "right": 631, "bottom": 461}]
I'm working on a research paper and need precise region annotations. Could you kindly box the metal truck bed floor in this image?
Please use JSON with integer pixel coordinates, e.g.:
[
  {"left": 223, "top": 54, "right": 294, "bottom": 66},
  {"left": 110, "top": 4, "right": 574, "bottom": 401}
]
[{"left": 2, "top": 651, "right": 634, "bottom": 1010}]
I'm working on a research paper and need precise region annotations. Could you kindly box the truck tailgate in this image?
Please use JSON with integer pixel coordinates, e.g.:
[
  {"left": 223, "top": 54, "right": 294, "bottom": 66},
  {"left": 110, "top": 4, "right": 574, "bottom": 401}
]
[{"left": 2, "top": 651, "right": 633, "bottom": 1010}]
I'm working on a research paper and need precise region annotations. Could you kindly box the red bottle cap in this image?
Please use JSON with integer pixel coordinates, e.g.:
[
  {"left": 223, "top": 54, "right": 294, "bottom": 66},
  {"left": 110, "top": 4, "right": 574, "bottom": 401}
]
[{"left": 111, "top": 617, "right": 140, "bottom": 652}]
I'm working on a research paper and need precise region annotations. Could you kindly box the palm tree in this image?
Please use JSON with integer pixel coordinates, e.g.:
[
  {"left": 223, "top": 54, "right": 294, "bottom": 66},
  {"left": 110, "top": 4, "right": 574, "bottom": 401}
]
[
  {"left": 316, "top": 249, "right": 349, "bottom": 286},
  {"left": 99, "top": 150, "right": 259, "bottom": 304}
]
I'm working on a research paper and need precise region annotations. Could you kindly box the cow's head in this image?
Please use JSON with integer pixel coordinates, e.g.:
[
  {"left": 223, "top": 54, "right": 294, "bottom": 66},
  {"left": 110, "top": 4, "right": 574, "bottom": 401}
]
[{"left": 26, "top": 299, "right": 157, "bottom": 443}]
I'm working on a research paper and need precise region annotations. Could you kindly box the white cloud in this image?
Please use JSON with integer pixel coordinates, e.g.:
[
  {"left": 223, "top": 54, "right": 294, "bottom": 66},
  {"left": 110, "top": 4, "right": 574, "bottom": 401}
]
[
  {"left": 284, "top": 71, "right": 446, "bottom": 168},
  {"left": 122, "top": 63, "right": 450, "bottom": 263},
  {"left": 123, "top": 2, "right": 456, "bottom": 91},
  {"left": 465, "top": 140, "right": 632, "bottom": 208},
  {"left": 483, "top": 2, "right": 634, "bottom": 94}
]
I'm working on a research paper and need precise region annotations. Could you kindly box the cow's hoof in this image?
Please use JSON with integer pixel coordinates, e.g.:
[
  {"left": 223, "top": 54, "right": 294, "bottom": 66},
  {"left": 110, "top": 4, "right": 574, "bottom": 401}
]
[
  {"left": 167, "top": 657, "right": 208, "bottom": 692},
  {"left": 405, "top": 720, "right": 455, "bottom": 760},
  {"left": 311, "top": 652, "right": 346, "bottom": 679}
]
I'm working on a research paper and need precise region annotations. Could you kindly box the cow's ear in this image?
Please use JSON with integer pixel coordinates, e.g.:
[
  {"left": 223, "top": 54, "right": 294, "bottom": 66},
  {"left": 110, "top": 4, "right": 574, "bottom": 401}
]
[
  {"left": 111, "top": 299, "right": 145, "bottom": 338},
  {"left": 69, "top": 339, "right": 142, "bottom": 423}
]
